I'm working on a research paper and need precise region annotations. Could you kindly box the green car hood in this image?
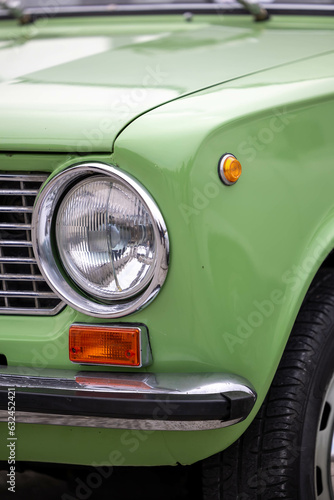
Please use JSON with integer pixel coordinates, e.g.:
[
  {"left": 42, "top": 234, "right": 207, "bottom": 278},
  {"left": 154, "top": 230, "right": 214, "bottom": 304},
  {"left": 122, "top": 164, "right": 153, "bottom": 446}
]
[{"left": 0, "top": 15, "right": 333, "bottom": 152}]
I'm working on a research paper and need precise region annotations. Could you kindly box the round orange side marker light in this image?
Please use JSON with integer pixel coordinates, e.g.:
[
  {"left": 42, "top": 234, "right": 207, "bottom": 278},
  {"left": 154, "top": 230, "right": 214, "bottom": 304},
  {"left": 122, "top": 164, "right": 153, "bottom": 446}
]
[{"left": 218, "top": 154, "right": 242, "bottom": 185}]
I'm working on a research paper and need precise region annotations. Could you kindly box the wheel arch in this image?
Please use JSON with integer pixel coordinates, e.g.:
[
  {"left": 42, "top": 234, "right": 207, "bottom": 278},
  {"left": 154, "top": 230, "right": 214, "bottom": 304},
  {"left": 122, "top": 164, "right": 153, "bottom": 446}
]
[{"left": 279, "top": 218, "right": 334, "bottom": 356}]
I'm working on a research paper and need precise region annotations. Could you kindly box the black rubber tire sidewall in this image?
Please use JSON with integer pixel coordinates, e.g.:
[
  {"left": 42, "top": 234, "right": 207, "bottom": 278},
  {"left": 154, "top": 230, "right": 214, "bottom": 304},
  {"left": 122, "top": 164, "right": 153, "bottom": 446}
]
[
  {"left": 299, "top": 307, "right": 334, "bottom": 499},
  {"left": 201, "top": 270, "right": 334, "bottom": 500}
]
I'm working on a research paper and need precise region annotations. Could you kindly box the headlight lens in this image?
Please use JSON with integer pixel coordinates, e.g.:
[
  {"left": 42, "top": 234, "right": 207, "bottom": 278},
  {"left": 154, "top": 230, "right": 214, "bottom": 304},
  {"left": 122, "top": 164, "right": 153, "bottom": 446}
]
[
  {"left": 32, "top": 163, "right": 169, "bottom": 318},
  {"left": 56, "top": 176, "right": 156, "bottom": 302}
]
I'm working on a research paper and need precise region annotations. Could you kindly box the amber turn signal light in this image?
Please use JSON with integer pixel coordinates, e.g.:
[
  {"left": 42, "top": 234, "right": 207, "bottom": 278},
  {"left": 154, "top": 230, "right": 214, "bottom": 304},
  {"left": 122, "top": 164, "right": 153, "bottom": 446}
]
[
  {"left": 69, "top": 324, "right": 141, "bottom": 366},
  {"left": 219, "top": 154, "right": 242, "bottom": 185}
]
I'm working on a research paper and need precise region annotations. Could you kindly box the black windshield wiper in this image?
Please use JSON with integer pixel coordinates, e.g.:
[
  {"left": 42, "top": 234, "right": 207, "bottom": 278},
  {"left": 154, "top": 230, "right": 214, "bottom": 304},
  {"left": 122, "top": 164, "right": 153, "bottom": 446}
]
[
  {"left": 236, "top": 0, "right": 270, "bottom": 20},
  {"left": 0, "top": 0, "right": 33, "bottom": 23},
  {"left": 0, "top": 0, "right": 23, "bottom": 18}
]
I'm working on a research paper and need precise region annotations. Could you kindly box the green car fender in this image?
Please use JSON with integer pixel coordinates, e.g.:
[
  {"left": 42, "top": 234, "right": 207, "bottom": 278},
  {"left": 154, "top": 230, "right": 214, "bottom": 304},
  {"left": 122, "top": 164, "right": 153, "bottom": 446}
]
[
  {"left": 110, "top": 54, "right": 334, "bottom": 462},
  {"left": 0, "top": 32, "right": 334, "bottom": 468}
]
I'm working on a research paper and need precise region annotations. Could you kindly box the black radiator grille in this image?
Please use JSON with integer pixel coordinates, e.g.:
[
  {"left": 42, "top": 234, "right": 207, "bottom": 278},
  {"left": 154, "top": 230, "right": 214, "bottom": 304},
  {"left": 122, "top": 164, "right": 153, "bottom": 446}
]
[{"left": 0, "top": 173, "right": 64, "bottom": 315}]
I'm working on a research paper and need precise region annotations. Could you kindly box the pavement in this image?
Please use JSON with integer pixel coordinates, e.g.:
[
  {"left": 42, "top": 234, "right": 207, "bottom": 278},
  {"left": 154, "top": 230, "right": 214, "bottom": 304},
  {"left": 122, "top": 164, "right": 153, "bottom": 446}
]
[{"left": 0, "top": 462, "right": 202, "bottom": 500}]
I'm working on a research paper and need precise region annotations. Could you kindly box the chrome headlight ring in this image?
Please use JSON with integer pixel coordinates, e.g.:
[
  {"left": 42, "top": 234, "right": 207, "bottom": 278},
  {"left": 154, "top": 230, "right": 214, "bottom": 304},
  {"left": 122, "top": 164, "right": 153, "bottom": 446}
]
[{"left": 32, "top": 162, "right": 169, "bottom": 318}]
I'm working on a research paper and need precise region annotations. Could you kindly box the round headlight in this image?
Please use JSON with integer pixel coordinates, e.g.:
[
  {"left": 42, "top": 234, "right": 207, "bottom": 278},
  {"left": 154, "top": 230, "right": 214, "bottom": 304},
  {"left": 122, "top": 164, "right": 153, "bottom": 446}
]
[
  {"left": 32, "top": 163, "right": 169, "bottom": 318},
  {"left": 56, "top": 176, "right": 156, "bottom": 302}
]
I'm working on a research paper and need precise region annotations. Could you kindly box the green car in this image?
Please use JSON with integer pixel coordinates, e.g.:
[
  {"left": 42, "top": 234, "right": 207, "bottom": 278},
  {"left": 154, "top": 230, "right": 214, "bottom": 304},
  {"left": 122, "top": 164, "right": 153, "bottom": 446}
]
[{"left": 0, "top": 0, "right": 334, "bottom": 498}]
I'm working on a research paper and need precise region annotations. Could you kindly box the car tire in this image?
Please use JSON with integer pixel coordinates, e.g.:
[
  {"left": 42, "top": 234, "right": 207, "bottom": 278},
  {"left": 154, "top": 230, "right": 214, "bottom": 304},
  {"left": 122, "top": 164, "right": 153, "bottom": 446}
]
[{"left": 202, "top": 268, "right": 334, "bottom": 500}]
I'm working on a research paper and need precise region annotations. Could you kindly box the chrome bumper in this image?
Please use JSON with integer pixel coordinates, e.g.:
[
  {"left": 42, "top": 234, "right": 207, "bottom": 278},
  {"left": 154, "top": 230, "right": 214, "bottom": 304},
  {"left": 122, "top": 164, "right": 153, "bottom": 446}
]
[{"left": 0, "top": 367, "right": 256, "bottom": 431}]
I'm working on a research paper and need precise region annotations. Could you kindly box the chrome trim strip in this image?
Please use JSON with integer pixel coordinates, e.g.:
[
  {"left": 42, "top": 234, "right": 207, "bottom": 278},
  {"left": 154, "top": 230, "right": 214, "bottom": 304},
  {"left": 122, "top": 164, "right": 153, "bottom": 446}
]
[
  {"left": 0, "top": 174, "right": 48, "bottom": 182},
  {"left": 32, "top": 162, "right": 170, "bottom": 319},
  {"left": 0, "top": 290, "right": 56, "bottom": 298},
  {"left": 0, "top": 273, "right": 44, "bottom": 281},
  {"left": 265, "top": 2, "right": 334, "bottom": 14},
  {"left": 218, "top": 153, "right": 240, "bottom": 186},
  {"left": 0, "top": 256, "right": 36, "bottom": 264},
  {"left": 0, "top": 206, "right": 33, "bottom": 213},
  {"left": 0, "top": 411, "right": 242, "bottom": 431},
  {"left": 0, "top": 189, "right": 39, "bottom": 196},
  {"left": 1, "top": 2, "right": 333, "bottom": 20},
  {"left": 0, "top": 369, "right": 256, "bottom": 431},
  {"left": 0, "top": 367, "right": 254, "bottom": 394},
  {"left": 0, "top": 223, "right": 31, "bottom": 229},
  {"left": 0, "top": 240, "right": 33, "bottom": 247}
]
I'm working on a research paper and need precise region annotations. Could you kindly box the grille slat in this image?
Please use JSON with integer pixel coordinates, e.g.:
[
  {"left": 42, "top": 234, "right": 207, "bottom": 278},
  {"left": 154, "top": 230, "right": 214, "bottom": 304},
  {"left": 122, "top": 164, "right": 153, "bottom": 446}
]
[
  {"left": 0, "top": 189, "right": 39, "bottom": 196},
  {"left": 0, "top": 246, "right": 9, "bottom": 309},
  {"left": 0, "top": 274, "right": 44, "bottom": 281},
  {"left": 0, "top": 223, "right": 31, "bottom": 229},
  {"left": 21, "top": 179, "right": 39, "bottom": 310},
  {"left": 0, "top": 240, "right": 33, "bottom": 247},
  {"left": 0, "top": 175, "right": 47, "bottom": 182},
  {"left": 0, "top": 257, "right": 37, "bottom": 264},
  {"left": 0, "top": 307, "right": 60, "bottom": 316},
  {"left": 0, "top": 173, "right": 64, "bottom": 316},
  {"left": 0, "top": 290, "right": 57, "bottom": 298},
  {"left": 0, "top": 206, "right": 33, "bottom": 213}
]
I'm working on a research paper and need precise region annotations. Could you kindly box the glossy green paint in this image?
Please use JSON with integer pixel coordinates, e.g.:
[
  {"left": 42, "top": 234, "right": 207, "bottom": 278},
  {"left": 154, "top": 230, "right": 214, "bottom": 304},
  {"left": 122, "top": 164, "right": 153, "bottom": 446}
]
[
  {"left": 0, "top": 14, "right": 334, "bottom": 466},
  {"left": 0, "top": 15, "right": 334, "bottom": 151}
]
